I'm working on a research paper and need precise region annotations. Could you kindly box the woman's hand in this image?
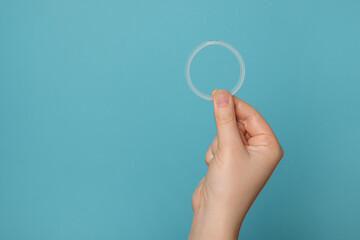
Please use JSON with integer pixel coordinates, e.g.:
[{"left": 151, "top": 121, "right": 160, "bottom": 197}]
[{"left": 188, "top": 89, "right": 283, "bottom": 240}]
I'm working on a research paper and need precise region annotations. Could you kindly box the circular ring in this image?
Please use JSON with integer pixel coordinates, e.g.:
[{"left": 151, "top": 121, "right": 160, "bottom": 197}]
[{"left": 185, "top": 40, "right": 245, "bottom": 100}]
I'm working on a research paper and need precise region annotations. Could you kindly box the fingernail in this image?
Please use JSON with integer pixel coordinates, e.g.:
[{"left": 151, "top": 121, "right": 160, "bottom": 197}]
[
  {"left": 214, "top": 90, "right": 229, "bottom": 107},
  {"left": 211, "top": 89, "right": 218, "bottom": 97}
]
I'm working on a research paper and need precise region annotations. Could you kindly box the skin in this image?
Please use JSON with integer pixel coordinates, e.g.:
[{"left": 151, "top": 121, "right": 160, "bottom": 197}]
[{"left": 188, "top": 89, "right": 283, "bottom": 240}]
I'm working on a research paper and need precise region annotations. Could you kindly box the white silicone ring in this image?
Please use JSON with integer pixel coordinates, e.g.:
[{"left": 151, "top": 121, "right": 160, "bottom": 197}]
[{"left": 185, "top": 40, "right": 245, "bottom": 100}]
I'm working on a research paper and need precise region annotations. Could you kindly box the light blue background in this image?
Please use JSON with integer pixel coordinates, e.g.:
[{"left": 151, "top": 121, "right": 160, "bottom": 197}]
[{"left": 1, "top": 0, "right": 360, "bottom": 239}]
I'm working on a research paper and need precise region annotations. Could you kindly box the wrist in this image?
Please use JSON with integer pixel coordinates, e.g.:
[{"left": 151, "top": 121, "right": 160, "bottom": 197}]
[{"left": 188, "top": 206, "right": 244, "bottom": 240}]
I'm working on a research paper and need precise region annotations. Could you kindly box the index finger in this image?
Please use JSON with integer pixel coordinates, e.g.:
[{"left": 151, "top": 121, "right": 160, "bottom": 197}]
[{"left": 232, "top": 96, "right": 279, "bottom": 145}]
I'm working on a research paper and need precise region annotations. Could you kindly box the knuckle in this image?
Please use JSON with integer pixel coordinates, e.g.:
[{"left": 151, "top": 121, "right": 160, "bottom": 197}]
[
  {"left": 216, "top": 113, "right": 234, "bottom": 125},
  {"left": 274, "top": 144, "right": 284, "bottom": 162},
  {"left": 204, "top": 155, "right": 211, "bottom": 165}
]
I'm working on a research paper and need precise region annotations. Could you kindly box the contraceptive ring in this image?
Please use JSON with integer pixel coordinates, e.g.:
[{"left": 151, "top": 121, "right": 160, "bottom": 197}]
[{"left": 185, "top": 40, "right": 245, "bottom": 100}]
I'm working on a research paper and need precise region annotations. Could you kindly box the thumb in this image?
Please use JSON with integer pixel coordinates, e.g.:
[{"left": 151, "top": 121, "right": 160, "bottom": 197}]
[{"left": 212, "top": 89, "right": 244, "bottom": 152}]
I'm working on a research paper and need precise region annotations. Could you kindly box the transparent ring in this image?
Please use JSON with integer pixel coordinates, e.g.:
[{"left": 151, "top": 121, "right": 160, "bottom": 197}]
[{"left": 185, "top": 40, "right": 245, "bottom": 100}]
